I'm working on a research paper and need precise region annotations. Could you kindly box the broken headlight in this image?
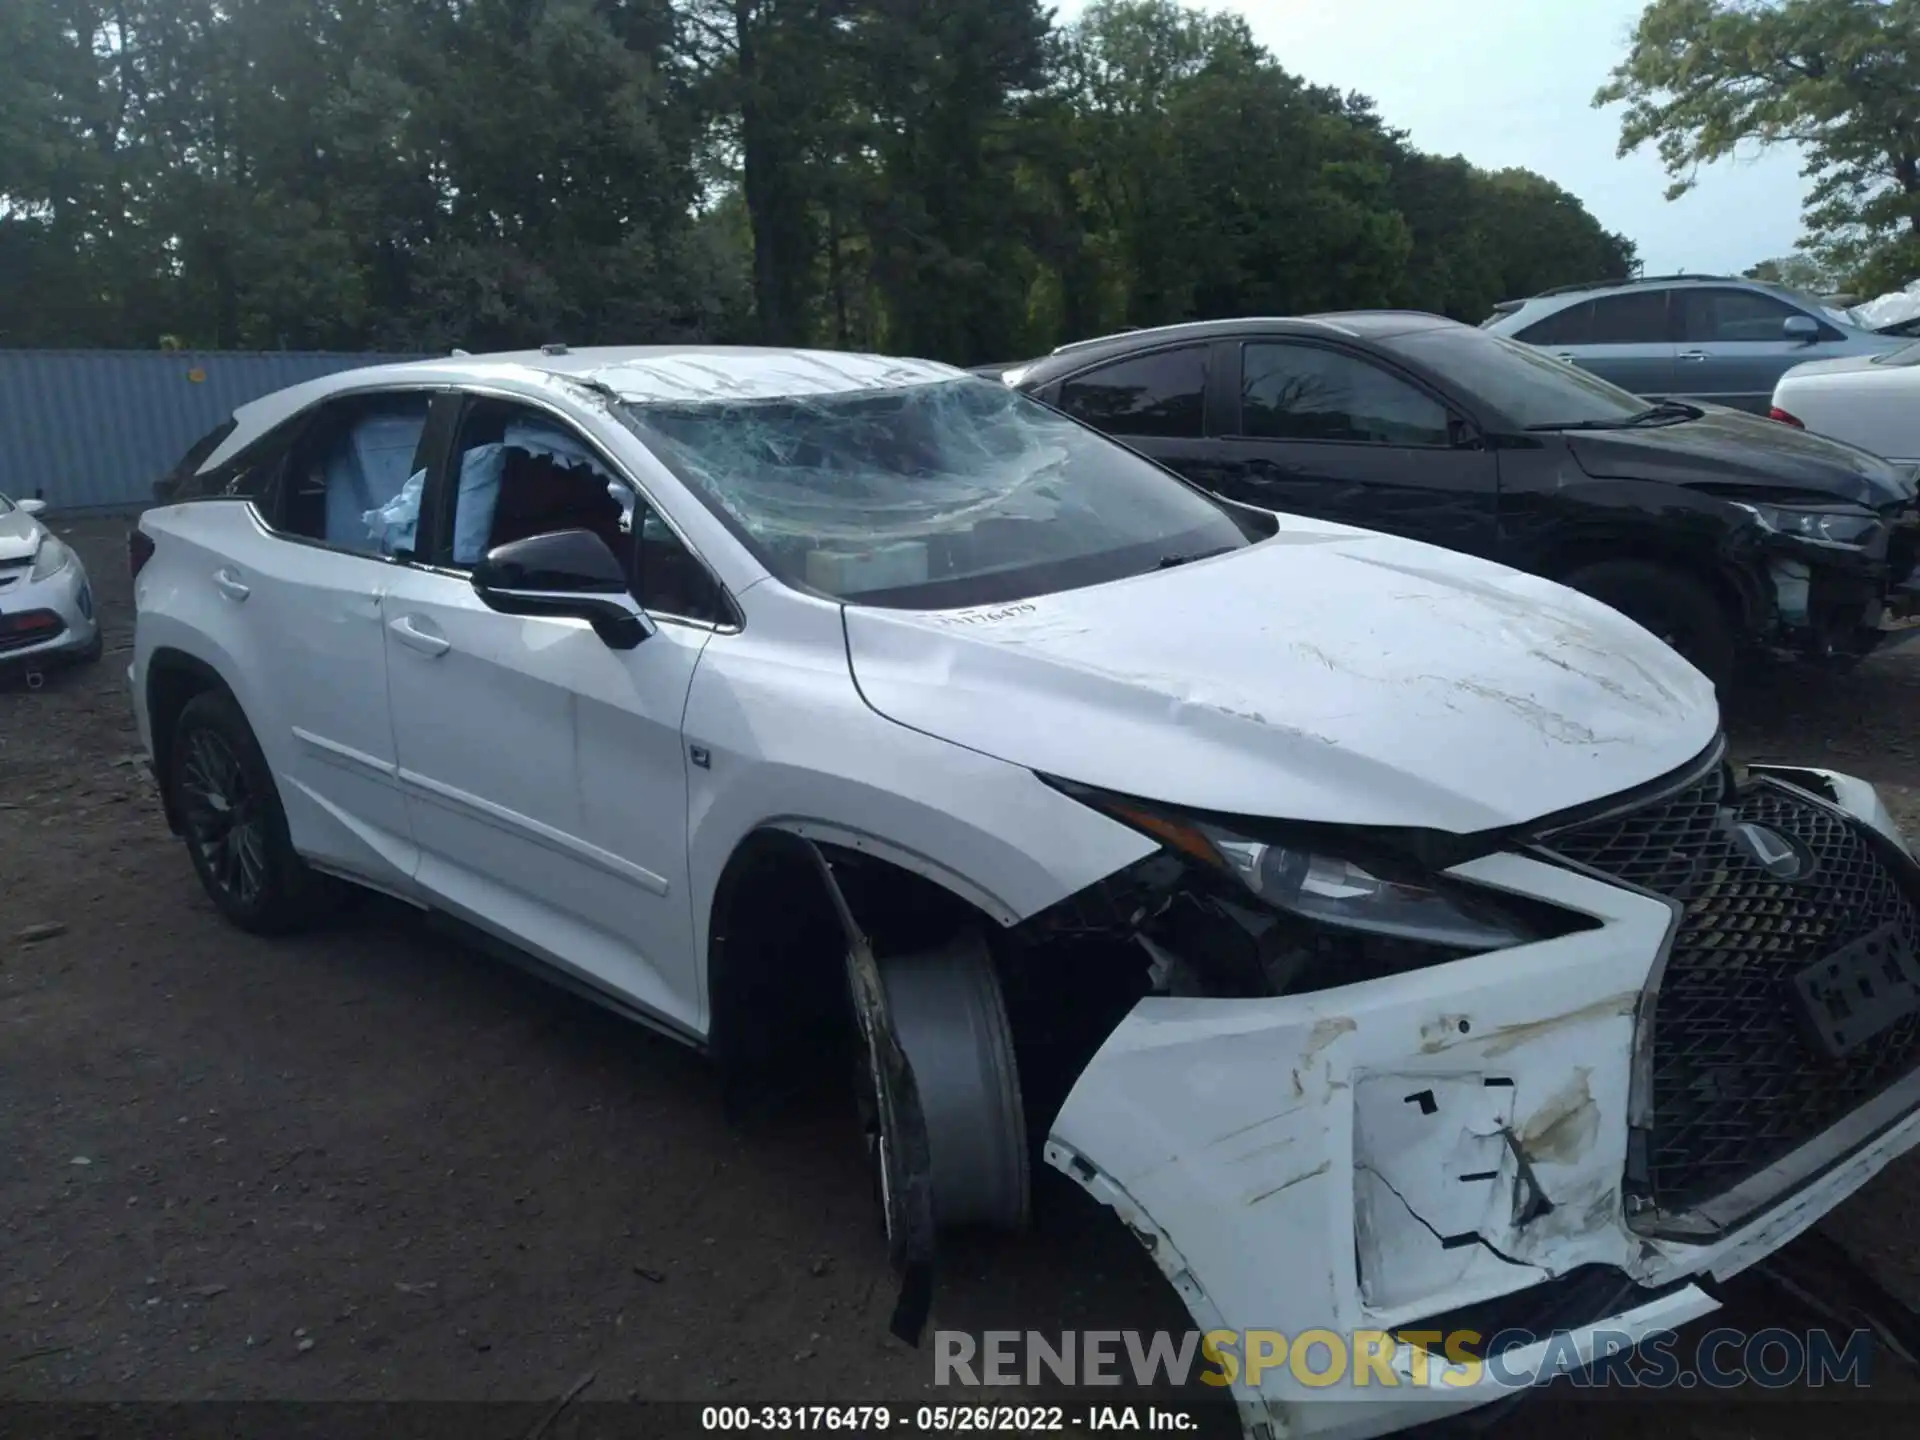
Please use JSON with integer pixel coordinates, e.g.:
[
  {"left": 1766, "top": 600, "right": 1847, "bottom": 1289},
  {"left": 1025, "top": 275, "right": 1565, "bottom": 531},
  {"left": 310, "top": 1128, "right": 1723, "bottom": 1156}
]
[
  {"left": 1734, "top": 501, "right": 1882, "bottom": 550},
  {"left": 1199, "top": 831, "right": 1528, "bottom": 949},
  {"left": 1078, "top": 792, "right": 1533, "bottom": 952}
]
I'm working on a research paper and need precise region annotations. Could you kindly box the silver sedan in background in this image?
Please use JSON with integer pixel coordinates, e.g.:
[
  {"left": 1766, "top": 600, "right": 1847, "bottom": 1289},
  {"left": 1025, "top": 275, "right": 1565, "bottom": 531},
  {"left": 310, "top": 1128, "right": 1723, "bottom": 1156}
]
[{"left": 0, "top": 492, "right": 102, "bottom": 676}]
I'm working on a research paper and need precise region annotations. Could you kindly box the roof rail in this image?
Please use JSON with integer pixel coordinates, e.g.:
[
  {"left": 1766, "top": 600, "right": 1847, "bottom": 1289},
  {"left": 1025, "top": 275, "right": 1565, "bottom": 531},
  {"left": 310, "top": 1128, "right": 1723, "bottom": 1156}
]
[
  {"left": 1523, "top": 272, "right": 1738, "bottom": 302},
  {"left": 1047, "top": 315, "right": 1354, "bottom": 356},
  {"left": 1050, "top": 324, "right": 1148, "bottom": 356}
]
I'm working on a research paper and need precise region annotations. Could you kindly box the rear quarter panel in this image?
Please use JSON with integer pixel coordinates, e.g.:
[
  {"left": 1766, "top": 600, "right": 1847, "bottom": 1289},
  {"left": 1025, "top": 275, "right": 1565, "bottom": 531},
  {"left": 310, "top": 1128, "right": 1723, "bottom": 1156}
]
[{"left": 134, "top": 501, "right": 280, "bottom": 770}]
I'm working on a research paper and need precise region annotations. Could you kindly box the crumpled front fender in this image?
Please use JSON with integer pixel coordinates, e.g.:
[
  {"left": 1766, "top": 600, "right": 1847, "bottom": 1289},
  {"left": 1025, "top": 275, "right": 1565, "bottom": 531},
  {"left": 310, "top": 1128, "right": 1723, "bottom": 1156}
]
[{"left": 1044, "top": 776, "right": 1920, "bottom": 1440}]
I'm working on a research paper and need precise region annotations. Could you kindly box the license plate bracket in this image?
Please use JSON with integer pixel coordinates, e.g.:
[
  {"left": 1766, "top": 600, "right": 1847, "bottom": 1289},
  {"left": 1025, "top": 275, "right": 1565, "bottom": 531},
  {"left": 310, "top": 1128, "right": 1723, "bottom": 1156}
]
[{"left": 1790, "top": 922, "right": 1920, "bottom": 1059}]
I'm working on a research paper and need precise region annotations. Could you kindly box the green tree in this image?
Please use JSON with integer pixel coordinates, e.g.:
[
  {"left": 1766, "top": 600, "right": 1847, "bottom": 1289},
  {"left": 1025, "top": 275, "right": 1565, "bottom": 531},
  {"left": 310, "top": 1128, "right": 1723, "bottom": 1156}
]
[
  {"left": 1745, "top": 251, "right": 1838, "bottom": 290},
  {"left": 1052, "top": 0, "right": 1264, "bottom": 327},
  {"left": 1473, "top": 168, "right": 1641, "bottom": 303},
  {"left": 849, "top": 0, "right": 1053, "bottom": 363},
  {"left": 678, "top": 0, "right": 859, "bottom": 346},
  {"left": 0, "top": 0, "right": 1647, "bottom": 359},
  {"left": 1597, "top": 0, "right": 1920, "bottom": 290}
]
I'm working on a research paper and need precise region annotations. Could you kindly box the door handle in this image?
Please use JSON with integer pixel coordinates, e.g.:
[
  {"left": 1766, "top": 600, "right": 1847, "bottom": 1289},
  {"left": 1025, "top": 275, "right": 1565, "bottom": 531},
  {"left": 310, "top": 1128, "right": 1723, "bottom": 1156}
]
[
  {"left": 1553, "top": 353, "right": 1577, "bottom": 364},
  {"left": 1678, "top": 350, "right": 1708, "bottom": 362},
  {"left": 388, "top": 614, "right": 451, "bottom": 657},
  {"left": 212, "top": 568, "right": 250, "bottom": 602}
]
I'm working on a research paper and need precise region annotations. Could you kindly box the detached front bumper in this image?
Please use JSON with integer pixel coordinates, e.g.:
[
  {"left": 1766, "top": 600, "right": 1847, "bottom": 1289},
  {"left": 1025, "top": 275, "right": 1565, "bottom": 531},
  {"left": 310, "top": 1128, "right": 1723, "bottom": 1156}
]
[
  {"left": 1767, "top": 502, "right": 1920, "bottom": 661},
  {"left": 0, "top": 552, "right": 101, "bottom": 669},
  {"left": 1046, "top": 762, "right": 1920, "bottom": 1440}
]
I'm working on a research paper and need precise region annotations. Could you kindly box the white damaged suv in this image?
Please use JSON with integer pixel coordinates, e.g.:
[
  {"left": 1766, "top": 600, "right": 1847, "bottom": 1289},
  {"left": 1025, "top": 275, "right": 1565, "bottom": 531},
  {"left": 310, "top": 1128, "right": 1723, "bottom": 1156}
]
[{"left": 130, "top": 348, "right": 1920, "bottom": 1436}]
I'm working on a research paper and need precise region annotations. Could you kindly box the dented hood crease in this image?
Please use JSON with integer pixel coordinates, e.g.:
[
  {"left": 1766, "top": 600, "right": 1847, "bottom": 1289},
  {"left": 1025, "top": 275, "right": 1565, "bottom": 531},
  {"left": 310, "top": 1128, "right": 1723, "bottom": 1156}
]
[{"left": 842, "top": 522, "right": 1719, "bottom": 833}]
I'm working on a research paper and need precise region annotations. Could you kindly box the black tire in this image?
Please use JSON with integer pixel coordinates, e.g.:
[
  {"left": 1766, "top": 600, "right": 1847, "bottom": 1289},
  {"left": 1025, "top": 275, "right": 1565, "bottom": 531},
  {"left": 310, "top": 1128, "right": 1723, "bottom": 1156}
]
[
  {"left": 1560, "top": 559, "right": 1739, "bottom": 689},
  {"left": 166, "top": 689, "right": 332, "bottom": 934}
]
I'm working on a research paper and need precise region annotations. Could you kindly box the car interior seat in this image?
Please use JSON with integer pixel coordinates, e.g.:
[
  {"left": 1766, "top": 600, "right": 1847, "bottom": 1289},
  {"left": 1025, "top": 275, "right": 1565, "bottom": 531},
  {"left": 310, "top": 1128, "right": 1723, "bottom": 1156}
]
[{"left": 486, "top": 449, "right": 628, "bottom": 563}]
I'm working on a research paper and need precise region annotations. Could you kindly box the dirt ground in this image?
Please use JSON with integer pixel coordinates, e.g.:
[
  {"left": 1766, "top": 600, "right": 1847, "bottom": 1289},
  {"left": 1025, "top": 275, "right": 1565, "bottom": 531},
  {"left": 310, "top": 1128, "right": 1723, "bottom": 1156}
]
[{"left": 6, "top": 515, "right": 1920, "bottom": 1436}]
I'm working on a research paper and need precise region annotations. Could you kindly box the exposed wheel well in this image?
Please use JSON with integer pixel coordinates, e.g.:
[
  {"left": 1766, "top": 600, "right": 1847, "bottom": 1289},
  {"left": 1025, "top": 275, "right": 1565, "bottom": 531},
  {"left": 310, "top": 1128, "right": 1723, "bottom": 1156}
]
[
  {"left": 146, "top": 649, "right": 235, "bottom": 835},
  {"left": 704, "top": 831, "right": 984, "bottom": 1101},
  {"left": 703, "top": 829, "right": 1153, "bottom": 1142}
]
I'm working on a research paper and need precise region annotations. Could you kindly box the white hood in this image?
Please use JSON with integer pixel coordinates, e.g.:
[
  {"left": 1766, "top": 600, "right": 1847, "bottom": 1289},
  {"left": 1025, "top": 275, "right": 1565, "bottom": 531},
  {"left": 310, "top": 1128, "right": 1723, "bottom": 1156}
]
[
  {"left": 843, "top": 522, "right": 1719, "bottom": 833},
  {"left": 0, "top": 508, "right": 45, "bottom": 564}
]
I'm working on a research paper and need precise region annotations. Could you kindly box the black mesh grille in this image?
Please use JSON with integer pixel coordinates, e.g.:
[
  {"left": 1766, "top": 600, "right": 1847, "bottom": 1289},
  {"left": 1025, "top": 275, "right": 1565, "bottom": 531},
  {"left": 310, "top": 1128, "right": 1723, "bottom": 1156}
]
[{"left": 1545, "top": 763, "right": 1920, "bottom": 1212}]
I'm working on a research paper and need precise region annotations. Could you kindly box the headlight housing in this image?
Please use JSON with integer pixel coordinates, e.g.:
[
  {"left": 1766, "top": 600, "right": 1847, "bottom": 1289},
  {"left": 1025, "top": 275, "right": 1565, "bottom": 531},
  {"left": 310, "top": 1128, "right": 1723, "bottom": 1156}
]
[
  {"left": 1201, "top": 829, "right": 1530, "bottom": 948},
  {"left": 30, "top": 535, "right": 72, "bottom": 582},
  {"left": 1083, "top": 793, "right": 1535, "bottom": 952},
  {"left": 1734, "top": 501, "right": 1883, "bottom": 549}
]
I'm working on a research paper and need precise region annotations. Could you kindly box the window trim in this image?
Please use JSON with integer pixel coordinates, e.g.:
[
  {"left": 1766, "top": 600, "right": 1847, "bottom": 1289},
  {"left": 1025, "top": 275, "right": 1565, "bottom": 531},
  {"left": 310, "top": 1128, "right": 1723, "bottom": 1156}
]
[
  {"left": 1221, "top": 337, "right": 1470, "bottom": 450},
  {"left": 423, "top": 383, "right": 743, "bottom": 634},
  {"left": 1051, "top": 340, "right": 1213, "bottom": 442}
]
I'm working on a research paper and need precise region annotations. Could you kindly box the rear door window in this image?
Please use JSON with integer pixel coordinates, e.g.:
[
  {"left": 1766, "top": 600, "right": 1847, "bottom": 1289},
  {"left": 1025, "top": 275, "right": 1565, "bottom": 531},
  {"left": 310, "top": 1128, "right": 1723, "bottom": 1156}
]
[
  {"left": 1055, "top": 346, "right": 1209, "bottom": 439},
  {"left": 1516, "top": 301, "right": 1594, "bottom": 346},
  {"left": 1585, "top": 290, "right": 1670, "bottom": 344},
  {"left": 1517, "top": 292, "right": 1672, "bottom": 347},
  {"left": 272, "top": 394, "right": 434, "bottom": 556}
]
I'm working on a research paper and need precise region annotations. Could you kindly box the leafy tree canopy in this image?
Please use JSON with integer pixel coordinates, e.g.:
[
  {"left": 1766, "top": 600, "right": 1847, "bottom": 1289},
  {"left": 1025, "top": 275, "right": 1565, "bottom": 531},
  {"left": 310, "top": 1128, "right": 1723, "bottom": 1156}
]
[
  {"left": 1598, "top": 0, "right": 1920, "bottom": 293},
  {"left": 1, "top": 0, "right": 1639, "bottom": 361}
]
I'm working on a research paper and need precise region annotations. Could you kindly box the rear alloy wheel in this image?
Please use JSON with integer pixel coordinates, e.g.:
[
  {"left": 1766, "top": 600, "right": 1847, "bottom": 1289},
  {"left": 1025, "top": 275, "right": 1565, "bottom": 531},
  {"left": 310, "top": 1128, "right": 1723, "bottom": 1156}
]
[
  {"left": 168, "top": 690, "right": 332, "bottom": 933},
  {"left": 1560, "top": 559, "right": 1739, "bottom": 690}
]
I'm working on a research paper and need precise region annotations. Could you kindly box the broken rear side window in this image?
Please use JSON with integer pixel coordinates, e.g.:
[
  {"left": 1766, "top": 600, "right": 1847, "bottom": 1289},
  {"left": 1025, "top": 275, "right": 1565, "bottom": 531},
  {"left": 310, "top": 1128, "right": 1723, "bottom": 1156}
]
[
  {"left": 157, "top": 419, "right": 240, "bottom": 501},
  {"left": 619, "top": 377, "right": 1249, "bottom": 609}
]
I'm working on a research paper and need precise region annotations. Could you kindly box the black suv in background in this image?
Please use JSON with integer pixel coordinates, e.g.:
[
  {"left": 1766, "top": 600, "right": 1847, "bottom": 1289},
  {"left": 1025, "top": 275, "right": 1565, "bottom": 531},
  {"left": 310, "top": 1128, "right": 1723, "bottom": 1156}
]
[{"left": 998, "top": 313, "right": 1920, "bottom": 687}]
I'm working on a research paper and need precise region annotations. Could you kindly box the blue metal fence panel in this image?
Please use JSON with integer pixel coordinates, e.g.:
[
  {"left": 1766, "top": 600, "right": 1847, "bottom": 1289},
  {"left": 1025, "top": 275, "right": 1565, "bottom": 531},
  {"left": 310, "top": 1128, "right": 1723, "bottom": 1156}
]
[{"left": 0, "top": 350, "right": 430, "bottom": 513}]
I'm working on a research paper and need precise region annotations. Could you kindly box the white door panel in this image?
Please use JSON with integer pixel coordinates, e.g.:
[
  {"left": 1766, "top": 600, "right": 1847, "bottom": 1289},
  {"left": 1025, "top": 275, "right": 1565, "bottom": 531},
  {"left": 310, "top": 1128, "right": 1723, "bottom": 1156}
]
[
  {"left": 380, "top": 565, "right": 708, "bottom": 1033},
  {"left": 207, "top": 515, "right": 416, "bottom": 885}
]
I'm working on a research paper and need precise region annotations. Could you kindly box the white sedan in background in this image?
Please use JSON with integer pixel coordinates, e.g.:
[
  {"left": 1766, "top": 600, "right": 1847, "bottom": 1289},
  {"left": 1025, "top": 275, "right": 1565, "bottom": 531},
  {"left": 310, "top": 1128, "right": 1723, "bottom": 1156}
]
[
  {"left": 0, "top": 491, "right": 102, "bottom": 673},
  {"left": 1772, "top": 338, "right": 1920, "bottom": 479}
]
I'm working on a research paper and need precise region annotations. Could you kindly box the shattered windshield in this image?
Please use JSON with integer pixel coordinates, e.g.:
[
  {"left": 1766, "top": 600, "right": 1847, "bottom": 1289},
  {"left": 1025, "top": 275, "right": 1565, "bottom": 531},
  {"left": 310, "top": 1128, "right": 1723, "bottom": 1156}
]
[{"left": 620, "top": 376, "right": 1251, "bottom": 608}]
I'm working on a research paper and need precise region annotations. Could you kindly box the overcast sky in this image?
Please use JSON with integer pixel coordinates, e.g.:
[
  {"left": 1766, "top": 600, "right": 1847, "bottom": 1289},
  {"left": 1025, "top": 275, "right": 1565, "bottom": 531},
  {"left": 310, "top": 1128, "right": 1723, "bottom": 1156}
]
[{"left": 1056, "top": 0, "right": 1811, "bottom": 276}]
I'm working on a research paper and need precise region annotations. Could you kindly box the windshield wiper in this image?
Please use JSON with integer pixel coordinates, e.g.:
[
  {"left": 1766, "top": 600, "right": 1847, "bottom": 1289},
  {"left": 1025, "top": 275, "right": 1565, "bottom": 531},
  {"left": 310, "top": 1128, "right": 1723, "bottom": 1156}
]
[
  {"left": 1156, "top": 546, "right": 1239, "bottom": 569},
  {"left": 1625, "top": 400, "right": 1703, "bottom": 425},
  {"left": 1526, "top": 400, "right": 1702, "bottom": 433}
]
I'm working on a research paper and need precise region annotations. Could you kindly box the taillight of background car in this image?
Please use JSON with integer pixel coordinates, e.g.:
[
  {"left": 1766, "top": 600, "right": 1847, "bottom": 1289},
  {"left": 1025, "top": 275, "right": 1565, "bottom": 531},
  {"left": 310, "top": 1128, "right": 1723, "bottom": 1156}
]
[
  {"left": 128, "top": 528, "right": 155, "bottom": 580},
  {"left": 1768, "top": 406, "right": 1806, "bottom": 428}
]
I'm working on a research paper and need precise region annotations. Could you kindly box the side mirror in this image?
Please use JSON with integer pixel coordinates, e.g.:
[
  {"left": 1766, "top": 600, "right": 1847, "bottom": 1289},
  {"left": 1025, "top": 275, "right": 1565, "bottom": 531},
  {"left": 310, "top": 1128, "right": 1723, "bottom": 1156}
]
[
  {"left": 16, "top": 497, "right": 47, "bottom": 517},
  {"left": 470, "top": 528, "right": 654, "bottom": 650},
  {"left": 1783, "top": 314, "right": 1820, "bottom": 345}
]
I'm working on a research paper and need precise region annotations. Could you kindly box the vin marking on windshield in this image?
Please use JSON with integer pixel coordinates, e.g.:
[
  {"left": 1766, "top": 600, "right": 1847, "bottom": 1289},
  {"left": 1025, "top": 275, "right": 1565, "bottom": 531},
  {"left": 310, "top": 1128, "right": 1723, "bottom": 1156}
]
[{"left": 933, "top": 603, "right": 1039, "bottom": 627}]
